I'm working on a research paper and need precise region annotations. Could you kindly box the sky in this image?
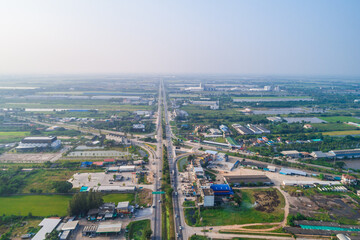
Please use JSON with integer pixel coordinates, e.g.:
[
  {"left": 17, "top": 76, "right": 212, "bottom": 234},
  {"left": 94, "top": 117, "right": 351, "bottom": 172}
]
[{"left": 0, "top": 0, "right": 359, "bottom": 75}]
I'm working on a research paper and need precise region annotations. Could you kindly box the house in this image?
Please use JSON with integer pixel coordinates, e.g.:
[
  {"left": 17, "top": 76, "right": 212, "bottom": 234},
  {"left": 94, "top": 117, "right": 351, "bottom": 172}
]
[
  {"left": 132, "top": 124, "right": 145, "bottom": 132},
  {"left": 341, "top": 174, "right": 357, "bottom": 185},
  {"left": 98, "top": 203, "right": 116, "bottom": 220},
  {"left": 116, "top": 201, "right": 130, "bottom": 214},
  {"left": 303, "top": 124, "right": 313, "bottom": 129}
]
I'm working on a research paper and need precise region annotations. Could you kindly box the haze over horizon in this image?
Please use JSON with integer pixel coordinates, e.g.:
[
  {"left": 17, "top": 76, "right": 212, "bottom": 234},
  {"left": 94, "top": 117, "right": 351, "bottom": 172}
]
[{"left": 0, "top": 0, "right": 359, "bottom": 76}]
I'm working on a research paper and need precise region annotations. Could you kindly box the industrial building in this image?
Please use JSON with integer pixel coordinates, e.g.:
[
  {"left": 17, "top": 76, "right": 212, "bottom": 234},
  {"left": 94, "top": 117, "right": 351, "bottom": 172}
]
[
  {"left": 219, "top": 124, "right": 230, "bottom": 136},
  {"left": 116, "top": 201, "right": 131, "bottom": 214},
  {"left": 16, "top": 136, "right": 61, "bottom": 152},
  {"left": 224, "top": 175, "right": 272, "bottom": 186}
]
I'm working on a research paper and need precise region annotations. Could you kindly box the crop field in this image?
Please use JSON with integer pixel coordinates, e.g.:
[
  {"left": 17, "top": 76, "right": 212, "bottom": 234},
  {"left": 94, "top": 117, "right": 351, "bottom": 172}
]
[
  {"left": 322, "top": 130, "right": 360, "bottom": 136},
  {"left": 319, "top": 116, "right": 360, "bottom": 123},
  {"left": 312, "top": 123, "right": 358, "bottom": 132}
]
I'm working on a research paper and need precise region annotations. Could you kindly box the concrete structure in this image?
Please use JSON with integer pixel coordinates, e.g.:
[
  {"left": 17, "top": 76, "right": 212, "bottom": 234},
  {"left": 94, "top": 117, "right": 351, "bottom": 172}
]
[
  {"left": 16, "top": 136, "right": 61, "bottom": 152},
  {"left": 32, "top": 218, "right": 62, "bottom": 240},
  {"left": 201, "top": 188, "right": 215, "bottom": 207}
]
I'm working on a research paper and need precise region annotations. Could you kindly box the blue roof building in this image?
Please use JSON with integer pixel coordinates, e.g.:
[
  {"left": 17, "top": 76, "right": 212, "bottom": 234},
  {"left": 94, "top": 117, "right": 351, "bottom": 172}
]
[
  {"left": 210, "top": 184, "right": 234, "bottom": 195},
  {"left": 279, "top": 168, "right": 307, "bottom": 176},
  {"left": 81, "top": 161, "right": 93, "bottom": 168}
]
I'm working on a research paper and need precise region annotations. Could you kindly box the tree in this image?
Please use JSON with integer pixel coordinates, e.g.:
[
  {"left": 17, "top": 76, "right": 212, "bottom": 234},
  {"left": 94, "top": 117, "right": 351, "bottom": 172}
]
[
  {"left": 45, "top": 230, "right": 59, "bottom": 240},
  {"left": 68, "top": 191, "right": 103, "bottom": 216},
  {"left": 53, "top": 181, "right": 73, "bottom": 193}
]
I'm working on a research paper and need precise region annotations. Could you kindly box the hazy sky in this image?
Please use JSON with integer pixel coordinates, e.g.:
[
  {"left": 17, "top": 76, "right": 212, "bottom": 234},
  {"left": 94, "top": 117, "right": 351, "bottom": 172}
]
[{"left": 0, "top": 0, "right": 359, "bottom": 75}]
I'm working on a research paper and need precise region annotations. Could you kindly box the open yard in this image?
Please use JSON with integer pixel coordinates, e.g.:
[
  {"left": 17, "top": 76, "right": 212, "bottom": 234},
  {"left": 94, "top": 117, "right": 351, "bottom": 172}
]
[
  {"left": 103, "top": 193, "right": 135, "bottom": 204},
  {"left": 187, "top": 188, "right": 285, "bottom": 226}
]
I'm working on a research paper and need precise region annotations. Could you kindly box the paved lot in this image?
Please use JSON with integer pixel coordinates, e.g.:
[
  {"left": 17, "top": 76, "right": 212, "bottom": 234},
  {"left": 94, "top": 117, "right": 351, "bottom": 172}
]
[{"left": 70, "top": 172, "right": 137, "bottom": 188}]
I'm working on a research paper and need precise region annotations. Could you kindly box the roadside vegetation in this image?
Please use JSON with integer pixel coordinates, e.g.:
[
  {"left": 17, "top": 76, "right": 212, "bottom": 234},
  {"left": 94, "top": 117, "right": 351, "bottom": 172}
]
[{"left": 126, "top": 219, "right": 152, "bottom": 240}]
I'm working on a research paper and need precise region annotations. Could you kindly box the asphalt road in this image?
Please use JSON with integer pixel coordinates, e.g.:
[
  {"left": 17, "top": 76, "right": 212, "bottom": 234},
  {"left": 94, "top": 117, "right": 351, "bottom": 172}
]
[{"left": 161, "top": 81, "right": 185, "bottom": 240}]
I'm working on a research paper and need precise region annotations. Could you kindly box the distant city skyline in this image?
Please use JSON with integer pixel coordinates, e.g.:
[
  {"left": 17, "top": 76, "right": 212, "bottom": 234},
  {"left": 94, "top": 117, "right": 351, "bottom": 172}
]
[{"left": 0, "top": 0, "right": 359, "bottom": 75}]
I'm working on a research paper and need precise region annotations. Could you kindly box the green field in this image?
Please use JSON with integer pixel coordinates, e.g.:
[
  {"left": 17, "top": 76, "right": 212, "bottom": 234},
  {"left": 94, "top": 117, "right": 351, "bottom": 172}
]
[
  {"left": 103, "top": 193, "right": 135, "bottom": 203},
  {"left": 232, "top": 96, "right": 311, "bottom": 99},
  {"left": 0, "top": 193, "right": 135, "bottom": 217},
  {"left": 319, "top": 116, "right": 360, "bottom": 123},
  {"left": 127, "top": 219, "right": 151, "bottom": 240},
  {"left": 187, "top": 188, "right": 285, "bottom": 226},
  {"left": 0, "top": 131, "right": 29, "bottom": 143},
  {"left": 312, "top": 123, "right": 358, "bottom": 132},
  {"left": 0, "top": 195, "right": 72, "bottom": 216},
  {"left": 322, "top": 130, "right": 360, "bottom": 136}
]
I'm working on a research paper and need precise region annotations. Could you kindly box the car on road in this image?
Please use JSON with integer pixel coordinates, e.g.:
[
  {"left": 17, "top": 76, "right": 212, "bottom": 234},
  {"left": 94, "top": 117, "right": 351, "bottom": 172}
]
[
  {"left": 158, "top": 200, "right": 161, "bottom": 203},
  {"left": 152, "top": 205, "right": 156, "bottom": 208}
]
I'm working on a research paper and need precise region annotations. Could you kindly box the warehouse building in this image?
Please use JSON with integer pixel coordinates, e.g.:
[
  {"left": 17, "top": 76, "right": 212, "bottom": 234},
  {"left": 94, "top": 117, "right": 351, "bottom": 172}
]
[
  {"left": 32, "top": 218, "right": 62, "bottom": 240},
  {"left": 224, "top": 175, "right": 272, "bottom": 186},
  {"left": 330, "top": 149, "right": 360, "bottom": 159},
  {"left": 282, "top": 180, "right": 341, "bottom": 186},
  {"left": 280, "top": 168, "right": 307, "bottom": 176},
  {"left": 16, "top": 136, "right": 61, "bottom": 152}
]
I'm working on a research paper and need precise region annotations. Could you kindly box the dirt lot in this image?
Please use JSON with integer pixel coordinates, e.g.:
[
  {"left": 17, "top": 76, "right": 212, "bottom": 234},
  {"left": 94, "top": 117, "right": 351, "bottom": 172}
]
[
  {"left": 0, "top": 152, "right": 62, "bottom": 163},
  {"left": 286, "top": 189, "right": 360, "bottom": 224},
  {"left": 254, "top": 190, "right": 281, "bottom": 213},
  {"left": 136, "top": 188, "right": 153, "bottom": 207}
]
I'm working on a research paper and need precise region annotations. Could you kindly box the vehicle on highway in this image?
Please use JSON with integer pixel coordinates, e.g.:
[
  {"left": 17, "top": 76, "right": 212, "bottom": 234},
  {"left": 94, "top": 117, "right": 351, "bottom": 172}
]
[{"left": 158, "top": 200, "right": 161, "bottom": 203}]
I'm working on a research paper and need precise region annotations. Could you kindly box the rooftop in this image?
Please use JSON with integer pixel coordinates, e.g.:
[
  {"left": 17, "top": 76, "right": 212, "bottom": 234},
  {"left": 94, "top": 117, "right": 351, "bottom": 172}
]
[
  {"left": 116, "top": 201, "right": 129, "bottom": 209},
  {"left": 32, "top": 218, "right": 62, "bottom": 240},
  {"left": 61, "top": 220, "right": 79, "bottom": 231},
  {"left": 96, "top": 223, "right": 122, "bottom": 233}
]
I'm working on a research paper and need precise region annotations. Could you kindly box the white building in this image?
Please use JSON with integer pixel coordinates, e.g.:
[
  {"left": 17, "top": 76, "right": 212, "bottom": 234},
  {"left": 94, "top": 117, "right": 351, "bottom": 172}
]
[{"left": 201, "top": 188, "right": 215, "bottom": 207}]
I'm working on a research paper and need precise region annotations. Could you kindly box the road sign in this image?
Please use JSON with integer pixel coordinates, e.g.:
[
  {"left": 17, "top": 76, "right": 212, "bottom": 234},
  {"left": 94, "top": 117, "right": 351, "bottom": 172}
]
[{"left": 152, "top": 191, "right": 165, "bottom": 194}]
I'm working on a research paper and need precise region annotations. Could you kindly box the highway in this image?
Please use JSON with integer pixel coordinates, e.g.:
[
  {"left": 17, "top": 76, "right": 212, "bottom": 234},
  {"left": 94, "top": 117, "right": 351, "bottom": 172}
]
[{"left": 161, "top": 80, "right": 185, "bottom": 240}]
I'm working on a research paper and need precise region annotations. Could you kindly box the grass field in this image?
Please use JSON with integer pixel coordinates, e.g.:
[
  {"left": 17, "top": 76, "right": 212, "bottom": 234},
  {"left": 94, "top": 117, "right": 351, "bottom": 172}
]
[
  {"left": 319, "top": 116, "right": 360, "bottom": 123},
  {"left": 0, "top": 195, "right": 72, "bottom": 216},
  {"left": 127, "top": 219, "right": 151, "bottom": 240},
  {"left": 103, "top": 193, "right": 135, "bottom": 204},
  {"left": 0, "top": 193, "right": 135, "bottom": 217},
  {"left": 312, "top": 123, "right": 358, "bottom": 131},
  {"left": 0, "top": 131, "right": 29, "bottom": 143},
  {"left": 177, "top": 157, "right": 189, "bottom": 172},
  {"left": 322, "top": 130, "right": 360, "bottom": 136},
  {"left": 191, "top": 188, "right": 285, "bottom": 226},
  {"left": 232, "top": 96, "right": 311, "bottom": 99}
]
